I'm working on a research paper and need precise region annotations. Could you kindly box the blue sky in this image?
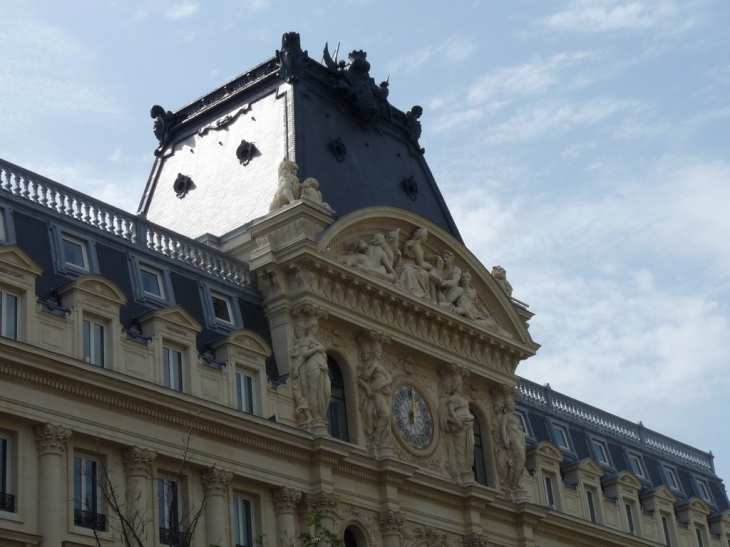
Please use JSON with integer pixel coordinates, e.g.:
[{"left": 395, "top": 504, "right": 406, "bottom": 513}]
[{"left": 2, "top": 1, "right": 729, "bottom": 484}]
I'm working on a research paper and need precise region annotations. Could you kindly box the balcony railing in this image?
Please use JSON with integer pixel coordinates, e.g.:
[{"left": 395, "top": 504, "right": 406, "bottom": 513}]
[
  {"left": 74, "top": 508, "right": 106, "bottom": 530},
  {"left": 518, "top": 377, "right": 715, "bottom": 473},
  {"left": 160, "top": 527, "right": 187, "bottom": 546},
  {"left": 0, "top": 492, "right": 14, "bottom": 512},
  {"left": 0, "top": 158, "right": 251, "bottom": 288}
]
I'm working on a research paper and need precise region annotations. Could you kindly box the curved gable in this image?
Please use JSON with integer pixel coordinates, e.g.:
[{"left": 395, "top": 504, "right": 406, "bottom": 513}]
[{"left": 319, "top": 206, "right": 536, "bottom": 347}]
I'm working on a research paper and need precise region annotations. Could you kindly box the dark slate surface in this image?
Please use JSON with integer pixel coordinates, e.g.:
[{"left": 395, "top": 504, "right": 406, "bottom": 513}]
[
  {"left": 570, "top": 428, "right": 591, "bottom": 461},
  {"left": 710, "top": 481, "right": 729, "bottom": 512},
  {"left": 293, "top": 82, "right": 462, "bottom": 242},
  {"left": 644, "top": 455, "right": 664, "bottom": 488},
  {"left": 527, "top": 412, "right": 550, "bottom": 444}
]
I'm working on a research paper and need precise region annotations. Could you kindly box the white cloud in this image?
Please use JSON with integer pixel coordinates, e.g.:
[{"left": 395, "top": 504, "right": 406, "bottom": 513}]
[
  {"left": 482, "top": 98, "right": 639, "bottom": 144},
  {"left": 388, "top": 34, "right": 478, "bottom": 76},
  {"left": 467, "top": 52, "right": 593, "bottom": 105},
  {"left": 166, "top": 1, "right": 200, "bottom": 20},
  {"left": 108, "top": 149, "right": 123, "bottom": 162},
  {"left": 544, "top": 0, "right": 679, "bottom": 32}
]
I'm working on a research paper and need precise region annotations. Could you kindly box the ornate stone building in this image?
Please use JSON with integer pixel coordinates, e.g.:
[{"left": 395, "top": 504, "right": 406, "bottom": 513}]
[{"left": 0, "top": 32, "right": 728, "bottom": 547}]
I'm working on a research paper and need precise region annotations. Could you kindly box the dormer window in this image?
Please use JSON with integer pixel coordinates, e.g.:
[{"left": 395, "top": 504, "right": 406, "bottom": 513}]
[
  {"left": 663, "top": 466, "right": 681, "bottom": 491},
  {"left": 551, "top": 424, "right": 571, "bottom": 450},
  {"left": 212, "top": 293, "right": 233, "bottom": 323},
  {"left": 628, "top": 453, "right": 646, "bottom": 478},
  {"left": 63, "top": 235, "right": 89, "bottom": 270},
  {"left": 695, "top": 478, "right": 711, "bottom": 502},
  {"left": 591, "top": 439, "right": 610, "bottom": 466},
  {"left": 141, "top": 265, "right": 164, "bottom": 298}
]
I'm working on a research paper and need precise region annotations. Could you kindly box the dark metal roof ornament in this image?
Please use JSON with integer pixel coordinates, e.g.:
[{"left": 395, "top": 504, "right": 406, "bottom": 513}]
[
  {"left": 150, "top": 105, "right": 177, "bottom": 157},
  {"left": 329, "top": 137, "right": 347, "bottom": 163},
  {"left": 405, "top": 105, "right": 425, "bottom": 153},
  {"left": 173, "top": 173, "right": 195, "bottom": 199},
  {"left": 277, "top": 32, "right": 308, "bottom": 83},
  {"left": 322, "top": 44, "right": 391, "bottom": 124},
  {"left": 236, "top": 139, "right": 258, "bottom": 166}
]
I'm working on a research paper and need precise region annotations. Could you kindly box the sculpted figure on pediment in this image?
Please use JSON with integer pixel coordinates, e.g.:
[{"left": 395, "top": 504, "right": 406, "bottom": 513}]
[
  {"left": 357, "top": 331, "right": 392, "bottom": 449},
  {"left": 452, "top": 271, "right": 501, "bottom": 330},
  {"left": 398, "top": 228, "right": 435, "bottom": 299},
  {"left": 338, "top": 233, "right": 398, "bottom": 283},
  {"left": 438, "top": 364, "right": 475, "bottom": 482},
  {"left": 491, "top": 387, "right": 526, "bottom": 492},
  {"left": 301, "top": 177, "right": 334, "bottom": 213},
  {"left": 270, "top": 158, "right": 302, "bottom": 212},
  {"left": 492, "top": 265, "right": 513, "bottom": 297}
]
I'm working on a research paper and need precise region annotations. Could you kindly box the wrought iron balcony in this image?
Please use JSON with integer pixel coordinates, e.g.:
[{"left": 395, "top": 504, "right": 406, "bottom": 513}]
[
  {"left": 160, "top": 527, "right": 187, "bottom": 546},
  {"left": 0, "top": 492, "right": 15, "bottom": 512},
  {"left": 74, "top": 508, "right": 105, "bottom": 530}
]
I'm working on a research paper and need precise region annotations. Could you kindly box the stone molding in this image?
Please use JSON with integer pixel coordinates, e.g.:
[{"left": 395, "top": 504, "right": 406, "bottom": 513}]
[
  {"left": 306, "top": 491, "right": 339, "bottom": 518},
  {"left": 35, "top": 422, "right": 72, "bottom": 456}
]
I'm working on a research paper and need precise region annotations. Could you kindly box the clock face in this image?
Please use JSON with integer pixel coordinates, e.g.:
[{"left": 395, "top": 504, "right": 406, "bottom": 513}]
[{"left": 393, "top": 385, "right": 434, "bottom": 450}]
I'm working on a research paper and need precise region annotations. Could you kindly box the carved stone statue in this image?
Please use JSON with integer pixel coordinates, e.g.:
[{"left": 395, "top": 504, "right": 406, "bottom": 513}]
[
  {"left": 270, "top": 158, "right": 302, "bottom": 212},
  {"left": 357, "top": 331, "right": 392, "bottom": 449},
  {"left": 300, "top": 177, "right": 333, "bottom": 213},
  {"left": 437, "top": 251, "right": 463, "bottom": 306},
  {"left": 491, "top": 389, "right": 526, "bottom": 492},
  {"left": 276, "top": 31, "right": 307, "bottom": 83},
  {"left": 385, "top": 229, "right": 402, "bottom": 271},
  {"left": 492, "top": 265, "right": 513, "bottom": 297},
  {"left": 296, "top": 322, "right": 331, "bottom": 428},
  {"left": 150, "top": 105, "right": 176, "bottom": 156},
  {"left": 291, "top": 324, "right": 313, "bottom": 426},
  {"left": 338, "top": 233, "right": 397, "bottom": 283},
  {"left": 453, "top": 271, "right": 500, "bottom": 329},
  {"left": 398, "top": 228, "right": 434, "bottom": 299},
  {"left": 438, "top": 364, "right": 475, "bottom": 482}
]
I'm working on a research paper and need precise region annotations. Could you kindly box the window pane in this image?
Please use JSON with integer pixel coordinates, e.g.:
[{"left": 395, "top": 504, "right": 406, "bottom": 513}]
[
  {"left": 243, "top": 374, "right": 253, "bottom": 414},
  {"left": 327, "top": 359, "right": 349, "bottom": 441},
  {"left": 625, "top": 504, "right": 635, "bottom": 534},
  {"left": 629, "top": 455, "right": 644, "bottom": 477},
  {"left": 212, "top": 295, "right": 232, "bottom": 322},
  {"left": 472, "top": 416, "right": 487, "bottom": 486},
  {"left": 1, "top": 293, "right": 18, "bottom": 340},
  {"left": 552, "top": 425, "right": 569, "bottom": 449},
  {"left": 63, "top": 237, "right": 87, "bottom": 268},
  {"left": 544, "top": 476, "right": 555, "bottom": 508},
  {"left": 593, "top": 440, "right": 609, "bottom": 464},
  {"left": 94, "top": 323, "right": 104, "bottom": 367},
  {"left": 586, "top": 490, "right": 597, "bottom": 523},
  {"left": 234, "top": 496, "right": 252, "bottom": 547},
  {"left": 74, "top": 457, "right": 83, "bottom": 510},
  {"left": 662, "top": 516, "right": 672, "bottom": 546},
  {"left": 83, "top": 320, "right": 91, "bottom": 362},
  {"left": 141, "top": 268, "right": 163, "bottom": 297},
  {"left": 0, "top": 437, "right": 7, "bottom": 494}
]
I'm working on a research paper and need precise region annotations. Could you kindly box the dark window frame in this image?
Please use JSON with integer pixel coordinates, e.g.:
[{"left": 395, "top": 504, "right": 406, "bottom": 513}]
[
  {"left": 199, "top": 281, "right": 243, "bottom": 332},
  {"left": 49, "top": 223, "right": 99, "bottom": 277},
  {"left": 128, "top": 254, "right": 175, "bottom": 307}
]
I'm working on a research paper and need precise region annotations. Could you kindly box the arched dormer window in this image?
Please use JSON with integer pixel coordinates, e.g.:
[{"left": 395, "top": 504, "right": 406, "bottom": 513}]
[
  {"left": 327, "top": 357, "right": 349, "bottom": 441},
  {"left": 472, "top": 413, "right": 487, "bottom": 486}
]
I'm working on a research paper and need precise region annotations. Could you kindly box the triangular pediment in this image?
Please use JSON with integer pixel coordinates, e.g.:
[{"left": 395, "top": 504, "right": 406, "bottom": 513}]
[
  {"left": 563, "top": 458, "right": 605, "bottom": 478},
  {"left": 0, "top": 245, "right": 43, "bottom": 277},
  {"left": 138, "top": 305, "right": 202, "bottom": 333},
  {"left": 640, "top": 486, "right": 677, "bottom": 504},
  {"left": 689, "top": 497, "right": 711, "bottom": 515},
  {"left": 318, "top": 207, "right": 537, "bottom": 348},
  {"left": 58, "top": 274, "right": 127, "bottom": 306}
]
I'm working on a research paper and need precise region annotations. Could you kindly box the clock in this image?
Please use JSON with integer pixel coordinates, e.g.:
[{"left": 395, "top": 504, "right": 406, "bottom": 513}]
[{"left": 392, "top": 385, "right": 434, "bottom": 450}]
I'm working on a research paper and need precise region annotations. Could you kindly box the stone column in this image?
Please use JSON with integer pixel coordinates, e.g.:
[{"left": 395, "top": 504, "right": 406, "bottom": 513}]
[
  {"left": 305, "top": 491, "right": 339, "bottom": 532},
  {"left": 36, "top": 423, "right": 72, "bottom": 547},
  {"left": 378, "top": 510, "right": 404, "bottom": 547},
  {"left": 203, "top": 467, "right": 233, "bottom": 547},
  {"left": 273, "top": 486, "right": 301, "bottom": 547},
  {"left": 122, "top": 446, "right": 157, "bottom": 547}
]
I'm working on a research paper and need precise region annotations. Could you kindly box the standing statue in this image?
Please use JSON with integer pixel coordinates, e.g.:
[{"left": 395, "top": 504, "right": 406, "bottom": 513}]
[
  {"left": 270, "top": 158, "right": 302, "bottom": 212},
  {"left": 290, "top": 324, "right": 313, "bottom": 425},
  {"left": 438, "top": 364, "right": 475, "bottom": 482},
  {"left": 297, "top": 322, "right": 331, "bottom": 427},
  {"left": 398, "top": 228, "right": 434, "bottom": 299},
  {"left": 357, "top": 334, "right": 392, "bottom": 448},
  {"left": 491, "top": 390, "right": 526, "bottom": 492}
]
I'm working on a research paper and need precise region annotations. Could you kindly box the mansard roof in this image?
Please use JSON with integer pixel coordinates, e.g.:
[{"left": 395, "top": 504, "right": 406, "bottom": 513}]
[{"left": 139, "top": 32, "right": 461, "bottom": 242}]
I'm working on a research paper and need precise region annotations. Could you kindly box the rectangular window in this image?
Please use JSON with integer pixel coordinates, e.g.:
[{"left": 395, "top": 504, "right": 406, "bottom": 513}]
[
  {"left": 695, "top": 527, "right": 705, "bottom": 547},
  {"left": 236, "top": 371, "right": 255, "bottom": 414},
  {"left": 544, "top": 476, "right": 556, "bottom": 509},
  {"left": 586, "top": 490, "right": 597, "bottom": 523},
  {"left": 163, "top": 348, "right": 183, "bottom": 392},
  {"left": 62, "top": 235, "right": 89, "bottom": 270},
  {"left": 140, "top": 265, "right": 164, "bottom": 298},
  {"left": 695, "top": 478, "right": 711, "bottom": 502},
  {"left": 233, "top": 495, "right": 253, "bottom": 547},
  {"left": 83, "top": 319, "right": 105, "bottom": 367},
  {"left": 0, "top": 434, "right": 14, "bottom": 512},
  {"left": 211, "top": 292, "right": 233, "bottom": 324},
  {"left": 625, "top": 503, "right": 636, "bottom": 535},
  {"left": 628, "top": 453, "right": 645, "bottom": 478},
  {"left": 74, "top": 456, "right": 105, "bottom": 530},
  {"left": 592, "top": 439, "right": 610, "bottom": 465},
  {"left": 664, "top": 466, "right": 680, "bottom": 490},
  {"left": 551, "top": 424, "right": 570, "bottom": 450},
  {"left": 0, "top": 289, "right": 18, "bottom": 340},
  {"left": 662, "top": 515, "right": 673, "bottom": 546},
  {"left": 158, "top": 478, "right": 180, "bottom": 545}
]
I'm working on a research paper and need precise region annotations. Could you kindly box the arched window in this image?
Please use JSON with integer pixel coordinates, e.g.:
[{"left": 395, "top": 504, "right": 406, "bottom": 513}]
[
  {"left": 344, "top": 528, "right": 358, "bottom": 547},
  {"left": 344, "top": 524, "right": 367, "bottom": 547},
  {"left": 327, "top": 357, "right": 349, "bottom": 441},
  {"left": 472, "top": 413, "right": 487, "bottom": 486}
]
